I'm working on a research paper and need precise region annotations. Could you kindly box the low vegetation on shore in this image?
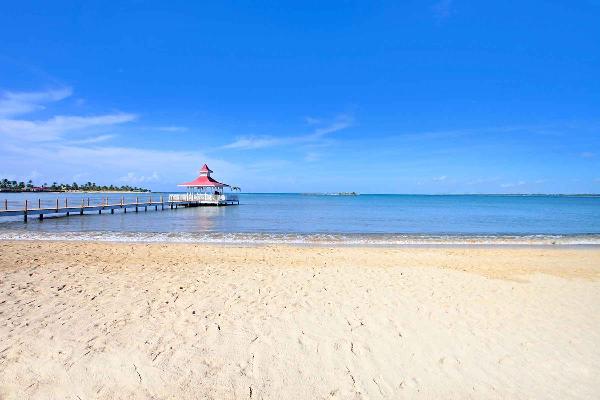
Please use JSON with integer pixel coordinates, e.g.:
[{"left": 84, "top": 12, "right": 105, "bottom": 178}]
[{"left": 0, "top": 178, "right": 150, "bottom": 193}]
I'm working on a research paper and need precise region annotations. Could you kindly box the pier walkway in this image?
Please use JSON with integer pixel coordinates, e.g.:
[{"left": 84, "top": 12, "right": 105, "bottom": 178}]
[{"left": 0, "top": 194, "right": 239, "bottom": 222}]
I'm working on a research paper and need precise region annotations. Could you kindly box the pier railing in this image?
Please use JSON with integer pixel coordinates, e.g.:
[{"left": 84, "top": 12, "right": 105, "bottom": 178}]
[
  {"left": 1, "top": 192, "right": 239, "bottom": 222},
  {"left": 168, "top": 193, "right": 238, "bottom": 203},
  {"left": 1, "top": 195, "right": 165, "bottom": 212}
]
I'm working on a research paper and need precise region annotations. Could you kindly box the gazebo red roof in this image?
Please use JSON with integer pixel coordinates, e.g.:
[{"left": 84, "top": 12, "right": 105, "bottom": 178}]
[{"left": 178, "top": 164, "right": 229, "bottom": 187}]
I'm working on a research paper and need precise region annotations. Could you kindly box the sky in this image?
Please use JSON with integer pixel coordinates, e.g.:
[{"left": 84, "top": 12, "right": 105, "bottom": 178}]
[{"left": 0, "top": 1, "right": 599, "bottom": 194}]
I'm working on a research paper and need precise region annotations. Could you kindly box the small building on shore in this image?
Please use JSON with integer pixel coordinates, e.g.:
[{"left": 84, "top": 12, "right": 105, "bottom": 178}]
[{"left": 168, "top": 164, "right": 239, "bottom": 206}]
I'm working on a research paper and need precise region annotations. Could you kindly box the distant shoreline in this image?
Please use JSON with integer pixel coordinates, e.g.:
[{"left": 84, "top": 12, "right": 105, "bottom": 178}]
[
  {"left": 0, "top": 190, "right": 152, "bottom": 194},
  {"left": 2, "top": 191, "right": 598, "bottom": 196}
]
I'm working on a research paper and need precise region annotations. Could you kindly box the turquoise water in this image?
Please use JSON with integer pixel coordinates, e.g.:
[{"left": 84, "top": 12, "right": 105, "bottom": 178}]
[{"left": 1, "top": 193, "right": 599, "bottom": 244}]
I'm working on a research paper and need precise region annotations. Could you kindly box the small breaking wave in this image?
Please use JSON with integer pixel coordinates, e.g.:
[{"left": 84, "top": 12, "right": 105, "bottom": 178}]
[{"left": 0, "top": 230, "right": 599, "bottom": 246}]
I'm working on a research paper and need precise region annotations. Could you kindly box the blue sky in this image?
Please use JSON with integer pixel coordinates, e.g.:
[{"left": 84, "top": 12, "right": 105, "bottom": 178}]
[{"left": 1, "top": 1, "right": 599, "bottom": 193}]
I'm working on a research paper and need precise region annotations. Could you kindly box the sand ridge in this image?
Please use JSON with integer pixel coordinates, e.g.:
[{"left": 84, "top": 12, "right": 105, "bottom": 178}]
[{"left": 1, "top": 241, "right": 599, "bottom": 399}]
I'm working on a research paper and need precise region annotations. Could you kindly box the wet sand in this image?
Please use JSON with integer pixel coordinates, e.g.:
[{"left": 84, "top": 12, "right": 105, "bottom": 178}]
[{"left": 1, "top": 241, "right": 599, "bottom": 399}]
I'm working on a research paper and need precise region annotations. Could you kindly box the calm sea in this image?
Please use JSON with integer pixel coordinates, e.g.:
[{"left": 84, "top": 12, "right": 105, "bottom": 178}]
[{"left": 1, "top": 193, "right": 599, "bottom": 245}]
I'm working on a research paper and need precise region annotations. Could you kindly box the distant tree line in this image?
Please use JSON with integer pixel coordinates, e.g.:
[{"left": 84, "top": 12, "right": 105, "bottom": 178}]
[{"left": 0, "top": 178, "right": 150, "bottom": 192}]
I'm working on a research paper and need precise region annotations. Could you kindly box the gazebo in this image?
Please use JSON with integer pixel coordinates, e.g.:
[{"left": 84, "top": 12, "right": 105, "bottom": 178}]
[{"left": 169, "top": 164, "right": 239, "bottom": 206}]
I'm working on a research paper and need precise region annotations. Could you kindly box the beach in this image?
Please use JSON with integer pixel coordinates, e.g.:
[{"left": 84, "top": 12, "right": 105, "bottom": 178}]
[{"left": 1, "top": 241, "right": 599, "bottom": 399}]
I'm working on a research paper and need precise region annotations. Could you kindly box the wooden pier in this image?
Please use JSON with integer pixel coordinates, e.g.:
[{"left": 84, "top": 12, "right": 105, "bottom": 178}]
[{"left": 0, "top": 194, "right": 239, "bottom": 222}]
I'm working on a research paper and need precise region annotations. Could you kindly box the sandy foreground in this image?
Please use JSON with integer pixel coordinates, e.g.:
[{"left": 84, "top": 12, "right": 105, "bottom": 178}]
[{"left": 0, "top": 241, "right": 599, "bottom": 399}]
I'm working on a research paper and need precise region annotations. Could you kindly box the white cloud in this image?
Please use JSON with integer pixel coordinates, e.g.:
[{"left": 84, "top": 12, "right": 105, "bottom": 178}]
[
  {"left": 119, "top": 171, "right": 160, "bottom": 184},
  {"left": 432, "top": 175, "right": 447, "bottom": 181},
  {"left": 580, "top": 151, "right": 595, "bottom": 158},
  {"left": 0, "top": 87, "right": 72, "bottom": 117},
  {"left": 222, "top": 114, "right": 353, "bottom": 150},
  {"left": 2, "top": 141, "right": 240, "bottom": 189},
  {"left": 0, "top": 86, "right": 239, "bottom": 190},
  {"left": 0, "top": 87, "right": 136, "bottom": 142},
  {"left": 0, "top": 113, "right": 136, "bottom": 142}
]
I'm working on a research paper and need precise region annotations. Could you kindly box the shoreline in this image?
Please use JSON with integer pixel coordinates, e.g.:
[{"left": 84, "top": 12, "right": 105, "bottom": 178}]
[
  {"left": 1, "top": 231, "right": 600, "bottom": 247},
  {"left": 2, "top": 238, "right": 600, "bottom": 250},
  {"left": 0, "top": 190, "right": 153, "bottom": 194}
]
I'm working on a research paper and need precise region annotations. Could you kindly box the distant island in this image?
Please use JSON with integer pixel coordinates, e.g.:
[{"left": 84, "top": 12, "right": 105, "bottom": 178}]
[
  {"left": 302, "top": 192, "right": 359, "bottom": 196},
  {"left": 0, "top": 178, "right": 150, "bottom": 193}
]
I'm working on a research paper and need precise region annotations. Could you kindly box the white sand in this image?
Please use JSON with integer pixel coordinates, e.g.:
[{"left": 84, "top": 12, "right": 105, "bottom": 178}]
[{"left": 1, "top": 241, "right": 599, "bottom": 399}]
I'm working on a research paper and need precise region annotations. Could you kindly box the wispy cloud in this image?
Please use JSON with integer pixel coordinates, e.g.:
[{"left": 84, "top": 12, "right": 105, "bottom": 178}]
[
  {"left": 222, "top": 114, "right": 353, "bottom": 150},
  {"left": 432, "top": 175, "right": 447, "bottom": 181},
  {"left": 0, "top": 113, "right": 137, "bottom": 142},
  {"left": 304, "top": 116, "right": 322, "bottom": 125},
  {"left": 119, "top": 171, "right": 160, "bottom": 184},
  {"left": 432, "top": 0, "right": 453, "bottom": 19},
  {"left": 0, "top": 88, "right": 136, "bottom": 142},
  {"left": 155, "top": 126, "right": 188, "bottom": 132},
  {"left": 221, "top": 136, "right": 282, "bottom": 150},
  {"left": 580, "top": 151, "right": 595, "bottom": 158},
  {"left": 465, "top": 177, "right": 501, "bottom": 186},
  {"left": 0, "top": 86, "right": 233, "bottom": 189},
  {"left": 500, "top": 180, "right": 527, "bottom": 188},
  {"left": 70, "top": 134, "right": 117, "bottom": 144},
  {"left": 0, "top": 87, "right": 72, "bottom": 117},
  {"left": 3, "top": 140, "right": 240, "bottom": 188},
  {"left": 304, "top": 152, "right": 321, "bottom": 162},
  {"left": 390, "top": 121, "right": 600, "bottom": 146}
]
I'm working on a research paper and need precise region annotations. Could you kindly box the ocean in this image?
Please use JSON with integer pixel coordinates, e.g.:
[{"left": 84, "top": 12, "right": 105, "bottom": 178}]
[{"left": 1, "top": 192, "right": 599, "bottom": 245}]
